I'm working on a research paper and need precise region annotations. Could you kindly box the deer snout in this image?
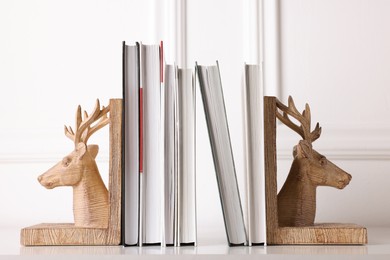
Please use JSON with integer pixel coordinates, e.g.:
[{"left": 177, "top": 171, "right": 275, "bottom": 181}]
[
  {"left": 344, "top": 173, "right": 352, "bottom": 184},
  {"left": 37, "top": 173, "right": 56, "bottom": 189},
  {"left": 37, "top": 174, "right": 47, "bottom": 185},
  {"left": 337, "top": 172, "right": 352, "bottom": 189}
]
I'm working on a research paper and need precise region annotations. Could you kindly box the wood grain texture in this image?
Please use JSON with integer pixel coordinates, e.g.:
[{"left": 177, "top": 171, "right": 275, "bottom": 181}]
[
  {"left": 21, "top": 99, "right": 122, "bottom": 246},
  {"left": 275, "top": 223, "right": 367, "bottom": 244},
  {"left": 106, "top": 98, "right": 122, "bottom": 245},
  {"left": 37, "top": 99, "right": 110, "bottom": 228},
  {"left": 264, "top": 96, "right": 367, "bottom": 245},
  {"left": 20, "top": 224, "right": 108, "bottom": 246},
  {"left": 275, "top": 96, "right": 352, "bottom": 227},
  {"left": 264, "top": 96, "right": 278, "bottom": 244}
]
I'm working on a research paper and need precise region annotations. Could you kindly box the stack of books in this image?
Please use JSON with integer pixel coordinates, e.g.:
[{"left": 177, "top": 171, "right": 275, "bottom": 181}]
[
  {"left": 123, "top": 42, "right": 197, "bottom": 246},
  {"left": 122, "top": 41, "right": 265, "bottom": 247}
]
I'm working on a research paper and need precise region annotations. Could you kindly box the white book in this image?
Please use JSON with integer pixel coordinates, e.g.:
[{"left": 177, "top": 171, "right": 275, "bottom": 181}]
[
  {"left": 163, "top": 64, "right": 176, "bottom": 246},
  {"left": 243, "top": 64, "right": 266, "bottom": 245},
  {"left": 164, "top": 65, "right": 197, "bottom": 246},
  {"left": 196, "top": 62, "right": 247, "bottom": 246},
  {"left": 123, "top": 41, "right": 140, "bottom": 246},
  {"left": 140, "top": 43, "right": 163, "bottom": 245},
  {"left": 177, "top": 68, "right": 197, "bottom": 245}
]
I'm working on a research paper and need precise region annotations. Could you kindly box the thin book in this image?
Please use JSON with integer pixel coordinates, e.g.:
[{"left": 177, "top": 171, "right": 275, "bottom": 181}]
[
  {"left": 243, "top": 64, "right": 266, "bottom": 245},
  {"left": 164, "top": 64, "right": 197, "bottom": 246}
]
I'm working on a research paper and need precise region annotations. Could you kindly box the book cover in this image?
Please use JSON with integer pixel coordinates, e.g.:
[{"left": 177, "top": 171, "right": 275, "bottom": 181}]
[
  {"left": 123, "top": 41, "right": 141, "bottom": 246},
  {"left": 177, "top": 68, "right": 197, "bottom": 246},
  {"left": 196, "top": 61, "right": 247, "bottom": 246},
  {"left": 140, "top": 43, "right": 163, "bottom": 245},
  {"left": 243, "top": 64, "right": 266, "bottom": 245},
  {"left": 164, "top": 65, "right": 197, "bottom": 246}
]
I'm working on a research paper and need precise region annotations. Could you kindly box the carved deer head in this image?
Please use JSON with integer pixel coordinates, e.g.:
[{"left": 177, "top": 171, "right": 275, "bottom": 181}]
[
  {"left": 37, "top": 143, "right": 100, "bottom": 189},
  {"left": 37, "top": 100, "right": 110, "bottom": 228},
  {"left": 291, "top": 140, "right": 351, "bottom": 189},
  {"left": 276, "top": 96, "right": 351, "bottom": 189},
  {"left": 276, "top": 96, "right": 351, "bottom": 227},
  {"left": 38, "top": 100, "right": 109, "bottom": 188}
]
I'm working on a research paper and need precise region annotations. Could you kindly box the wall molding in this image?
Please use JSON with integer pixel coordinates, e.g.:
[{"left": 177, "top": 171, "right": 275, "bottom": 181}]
[
  {"left": 2, "top": 125, "right": 390, "bottom": 163},
  {"left": 0, "top": 128, "right": 110, "bottom": 164},
  {"left": 262, "top": 0, "right": 282, "bottom": 97},
  {"left": 276, "top": 125, "right": 390, "bottom": 161},
  {"left": 164, "top": 0, "right": 187, "bottom": 68},
  {"left": 277, "top": 148, "right": 390, "bottom": 161},
  {"left": 243, "top": 0, "right": 261, "bottom": 64},
  {"left": 0, "top": 153, "right": 110, "bottom": 164}
]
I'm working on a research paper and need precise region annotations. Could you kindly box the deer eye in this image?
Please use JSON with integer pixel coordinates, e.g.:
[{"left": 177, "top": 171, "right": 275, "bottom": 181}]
[
  {"left": 320, "top": 157, "right": 327, "bottom": 166},
  {"left": 62, "top": 157, "right": 71, "bottom": 167}
]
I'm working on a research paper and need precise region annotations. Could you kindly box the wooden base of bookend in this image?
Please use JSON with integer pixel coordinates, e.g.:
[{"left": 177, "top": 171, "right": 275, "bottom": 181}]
[
  {"left": 21, "top": 99, "right": 122, "bottom": 246},
  {"left": 264, "top": 96, "right": 367, "bottom": 245},
  {"left": 271, "top": 224, "right": 367, "bottom": 245}
]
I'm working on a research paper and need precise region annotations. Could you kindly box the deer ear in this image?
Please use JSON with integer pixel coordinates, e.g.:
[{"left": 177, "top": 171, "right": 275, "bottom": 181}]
[
  {"left": 87, "top": 145, "right": 99, "bottom": 159},
  {"left": 293, "top": 146, "right": 298, "bottom": 158},
  {"left": 295, "top": 140, "right": 313, "bottom": 159},
  {"left": 76, "top": 142, "right": 87, "bottom": 159}
]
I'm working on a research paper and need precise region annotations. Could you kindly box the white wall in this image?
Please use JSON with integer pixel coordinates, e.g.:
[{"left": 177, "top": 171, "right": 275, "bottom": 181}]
[
  {"left": 0, "top": 0, "right": 150, "bottom": 227},
  {"left": 1, "top": 0, "right": 389, "bottom": 245},
  {"left": 276, "top": 0, "right": 390, "bottom": 228}
]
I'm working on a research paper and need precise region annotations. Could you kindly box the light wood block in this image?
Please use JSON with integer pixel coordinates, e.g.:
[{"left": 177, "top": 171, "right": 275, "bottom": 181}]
[
  {"left": 264, "top": 96, "right": 367, "bottom": 245},
  {"left": 21, "top": 99, "right": 122, "bottom": 246}
]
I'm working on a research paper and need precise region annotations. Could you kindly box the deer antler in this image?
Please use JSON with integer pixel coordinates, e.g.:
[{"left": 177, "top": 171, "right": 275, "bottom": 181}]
[
  {"left": 276, "top": 96, "right": 321, "bottom": 144},
  {"left": 64, "top": 99, "right": 110, "bottom": 147}
]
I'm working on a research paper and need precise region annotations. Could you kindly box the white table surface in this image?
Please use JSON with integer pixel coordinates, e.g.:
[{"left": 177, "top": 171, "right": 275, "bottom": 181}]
[{"left": 2, "top": 226, "right": 390, "bottom": 259}]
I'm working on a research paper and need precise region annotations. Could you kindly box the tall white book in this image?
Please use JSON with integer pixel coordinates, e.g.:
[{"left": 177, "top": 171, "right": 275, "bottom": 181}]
[
  {"left": 164, "top": 65, "right": 197, "bottom": 246},
  {"left": 123, "top": 42, "right": 164, "bottom": 246},
  {"left": 243, "top": 64, "right": 266, "bottom": 245},
  {"left": 140, "top": 43, "right": 163, "bottom": 245},
  {"left": 196, "top": 62, "right": 247, "bottom": 246},
  {"left": 123, "top": 41, "right": 140, "bottom": 246},
  {"left": 164, "top": 64, "right": 176, "bottom": 246},
  {"left": 178, "top": 68, "right": 197, "bottom": 246}
]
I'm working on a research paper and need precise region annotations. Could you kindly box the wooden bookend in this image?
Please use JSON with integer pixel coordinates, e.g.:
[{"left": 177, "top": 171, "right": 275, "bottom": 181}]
[
  {"left": 20, "top": 99, "right": 122, "bottom": 246},
  {"left": 264, "top": 96, "right": 367, "bottom": 245}
]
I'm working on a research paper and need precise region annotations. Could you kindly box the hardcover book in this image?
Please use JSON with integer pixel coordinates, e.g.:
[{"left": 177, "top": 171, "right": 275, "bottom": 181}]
[{"left": 196, "top": 61, "right": 247, "bottom": 246}]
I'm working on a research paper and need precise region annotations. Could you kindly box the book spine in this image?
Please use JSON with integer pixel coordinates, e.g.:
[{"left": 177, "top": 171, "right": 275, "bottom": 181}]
[
  {"left": 141, "top": 44, "right": 162, "bottom": 245},
  {"left": 121, "top": 41, "right": 126, "bottom": 246},
  {"left": 123, "top": 42, "right": 141, "bottom": 246},
  {"left": 196, "top": 62, "right": 247, "bottom": 246},
  {"left": 178, "top": 68, "right": 196, "bottom": 246},
  {"left": 243, "top": 64, "right": 266, "bottom": 245}
]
